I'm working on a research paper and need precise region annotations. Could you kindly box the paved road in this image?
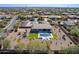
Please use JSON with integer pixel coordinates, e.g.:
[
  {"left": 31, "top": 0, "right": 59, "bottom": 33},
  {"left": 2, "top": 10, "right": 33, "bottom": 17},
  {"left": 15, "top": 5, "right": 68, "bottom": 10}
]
[
  {"left": 51, "top": 25, "right": 75, "bottom": 50},
  {"left": 0, "top": 16, "right": 18, "bottom": 37},
  {"left": 4, "top": 16, "right": 18, "bottom": 30}
]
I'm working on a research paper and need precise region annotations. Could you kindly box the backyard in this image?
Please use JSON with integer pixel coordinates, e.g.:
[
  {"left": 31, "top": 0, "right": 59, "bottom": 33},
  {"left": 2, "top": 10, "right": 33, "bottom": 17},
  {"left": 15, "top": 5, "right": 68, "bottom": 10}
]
[
  {"left": 27, "top": 33, "right": 38, "bottom": 40},
  {"left": 27, "top": 33, "right": 58, "bottom": 40}
]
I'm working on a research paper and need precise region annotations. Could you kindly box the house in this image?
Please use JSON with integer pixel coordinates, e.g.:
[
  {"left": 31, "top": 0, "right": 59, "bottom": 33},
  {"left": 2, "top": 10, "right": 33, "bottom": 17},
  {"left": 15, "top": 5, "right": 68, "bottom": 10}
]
[
  {"left": 63, "top": 19, "right": 75, "bottom": 29},
  {"left": 50, "top": 15, "right": 61, "bottom": 19},
  {"left": 67, "top": 15, "right": 78, "bottom": 19},
  {"left": 31, "top": 21, "right": 52, "bottom": 33},
  {"left": 0, "top": 15, "right": 6, "bottom": 19},
  {"left": 21, "top": 20, "right": 32, "bottom": 28},
  {"left": 49, "top": 15, "right": 62, "bottom": 21}
]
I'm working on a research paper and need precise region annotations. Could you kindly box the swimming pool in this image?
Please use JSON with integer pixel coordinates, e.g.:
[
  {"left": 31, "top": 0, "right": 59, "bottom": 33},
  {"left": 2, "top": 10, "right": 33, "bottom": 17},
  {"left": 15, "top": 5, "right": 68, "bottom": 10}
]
[
  {"left": 38, "top": 33, "right": 53, "bottom": 40},
  {"left": 40, "top": 33, "right": 51, "bottom": 37}
]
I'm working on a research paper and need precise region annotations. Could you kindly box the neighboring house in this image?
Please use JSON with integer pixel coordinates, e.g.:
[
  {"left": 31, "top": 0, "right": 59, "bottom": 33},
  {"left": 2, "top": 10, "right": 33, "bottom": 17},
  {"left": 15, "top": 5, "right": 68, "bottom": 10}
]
[
  {"left": 67, "top": 15, "right": 79, "bottom": 19},
  {"left": 62, "top": 12, "right": 70, "bottom": 15},
  {"left": 50, "top": 15, "right": 61, "bottom": 18},
  {"left": 63, "top": 19, "right": 76, "bottom": 29},
  {"left": 26, "top": 15, "right": 33, "bottom": 18},
  {"left": 50, "top": 15, "right": 62, "bottom": 21},
  {"left": 0, "top": 15, "right": 6, "bottom": 19},
  {"left": 0, "top": 15, "right": 11, "bottom": 20},
  {"left": 21, "top": 20, "right": 32, "bottom": 28},
  {"left": 31, "top": 21, "right": 52, "bottom": 33}
]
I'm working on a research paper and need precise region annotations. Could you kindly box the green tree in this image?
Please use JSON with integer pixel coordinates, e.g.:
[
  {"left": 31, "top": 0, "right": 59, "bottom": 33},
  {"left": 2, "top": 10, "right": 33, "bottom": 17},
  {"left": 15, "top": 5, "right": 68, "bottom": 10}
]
[
  {"left": 0, "top": 37, "right": 11, "bottom": 50},
  {"left": 3, "top": 39, "right": 11, "bottom": 50},
  {"left": 14, "top": 21, "right": 21, "bottom": 32},
  {"left": 38, "top": 17, "right": 43, "bottom": 21},
  {"left": 0, "top": 21, "right": 7, "bottom": 28},
  {"left": 70, "top": 26, "right": 79, "bottom": 37},
  {"left": 19, "top": 16, "right": 26, "bottom": 21},
  {"left": 14, "top": 22, "right": 20, "bottom": 28},
  {"left": 0, "top": 36, "right": 4, "bottom": 49}
]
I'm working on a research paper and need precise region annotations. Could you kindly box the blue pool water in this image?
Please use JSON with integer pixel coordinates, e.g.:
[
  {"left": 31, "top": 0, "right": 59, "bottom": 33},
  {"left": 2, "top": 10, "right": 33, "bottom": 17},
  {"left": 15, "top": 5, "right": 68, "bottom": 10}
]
[{"left": 40, "top": 33, "right": 51, "bottom": 37}]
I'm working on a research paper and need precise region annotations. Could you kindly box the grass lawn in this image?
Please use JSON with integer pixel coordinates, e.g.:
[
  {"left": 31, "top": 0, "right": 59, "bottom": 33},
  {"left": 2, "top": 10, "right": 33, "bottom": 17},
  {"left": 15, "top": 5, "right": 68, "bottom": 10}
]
[
  {"left": 52, "top": 33, "right": 59, "bottom": 39},
  {"left": 27, "top": 33, "right": 38, "bottom": 40}
]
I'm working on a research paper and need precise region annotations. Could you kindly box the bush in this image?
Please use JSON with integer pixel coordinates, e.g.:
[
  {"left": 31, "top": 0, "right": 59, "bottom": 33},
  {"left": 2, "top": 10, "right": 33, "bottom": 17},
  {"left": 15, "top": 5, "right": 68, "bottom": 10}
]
[
  {"left": 26, "top": 40, "right": 50, "bottom": 53},
  {"left": 14, "top": 43, "right": 26, "bottom": 50},
  {"left": 3, "top": 39, "right": 11, "bottom": 50},
  {"left": 70, "top": 26, "right": 79, "bottom": 37},
  {"left": 53, "top": 33, "right": 59, "bottom": 39}
]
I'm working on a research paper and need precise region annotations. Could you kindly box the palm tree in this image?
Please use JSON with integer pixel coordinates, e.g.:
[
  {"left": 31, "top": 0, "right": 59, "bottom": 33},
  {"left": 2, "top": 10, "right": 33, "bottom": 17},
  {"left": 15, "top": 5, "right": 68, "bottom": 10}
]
[{"left": 14, "top": 22, "right": 20, "bottom": 32}]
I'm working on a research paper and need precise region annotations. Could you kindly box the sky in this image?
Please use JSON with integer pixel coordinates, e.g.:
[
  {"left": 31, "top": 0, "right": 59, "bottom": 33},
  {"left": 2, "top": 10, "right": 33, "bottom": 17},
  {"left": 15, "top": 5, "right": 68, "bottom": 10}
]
[{"left": 0, "top": 4, "right": 79, "bottom": 8}]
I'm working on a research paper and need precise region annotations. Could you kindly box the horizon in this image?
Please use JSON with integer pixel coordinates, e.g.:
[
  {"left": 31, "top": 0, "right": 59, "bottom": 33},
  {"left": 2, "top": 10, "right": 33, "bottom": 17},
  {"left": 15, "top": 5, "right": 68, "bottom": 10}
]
[{"left": 0, "top": 4, "right": 79, "bottom": 8}]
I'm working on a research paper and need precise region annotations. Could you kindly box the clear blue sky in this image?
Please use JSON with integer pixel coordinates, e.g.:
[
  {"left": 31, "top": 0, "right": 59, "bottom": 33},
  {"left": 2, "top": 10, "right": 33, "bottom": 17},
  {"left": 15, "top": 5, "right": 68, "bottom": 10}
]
[{"left": 0, "top": 4, "right": 79, "bottom": 8}]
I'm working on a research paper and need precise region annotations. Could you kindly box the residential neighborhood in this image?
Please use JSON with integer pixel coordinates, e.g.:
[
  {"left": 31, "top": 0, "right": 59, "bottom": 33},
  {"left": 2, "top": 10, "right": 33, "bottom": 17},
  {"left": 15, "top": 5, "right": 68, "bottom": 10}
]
[{"left": 0, "top": 7, "right": 79, "bottom": 53}]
